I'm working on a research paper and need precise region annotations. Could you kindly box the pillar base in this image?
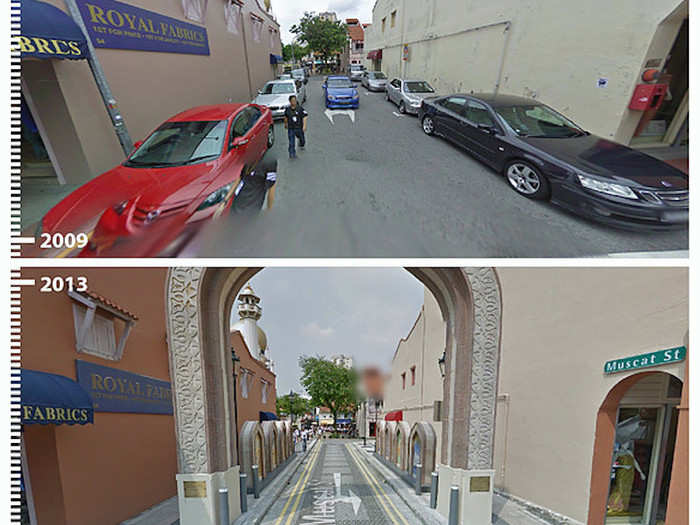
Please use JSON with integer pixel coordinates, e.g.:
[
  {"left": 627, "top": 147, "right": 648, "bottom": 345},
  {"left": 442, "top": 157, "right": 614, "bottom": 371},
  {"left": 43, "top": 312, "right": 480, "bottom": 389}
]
[
  {"left": 436, "top": 465, "right": 494, "bottom": 525},
  {"left": 176, "top": 465, "right": 241, "bottom": 525}
]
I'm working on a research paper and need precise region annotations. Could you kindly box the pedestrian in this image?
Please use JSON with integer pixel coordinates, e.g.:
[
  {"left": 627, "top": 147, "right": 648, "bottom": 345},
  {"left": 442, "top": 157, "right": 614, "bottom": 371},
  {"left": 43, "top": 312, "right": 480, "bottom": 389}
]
[
  {"left": 229, "top": 152, "right": 277, "bottom": 216},
  {"left": 284, "top": 95, "right": 308, "bottom": 159}
]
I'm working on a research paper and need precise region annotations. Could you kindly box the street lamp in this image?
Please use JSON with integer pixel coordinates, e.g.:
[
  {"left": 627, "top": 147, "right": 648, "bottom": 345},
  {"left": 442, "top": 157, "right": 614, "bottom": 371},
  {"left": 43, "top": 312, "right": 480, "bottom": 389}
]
[{"left": 438, "top": 350, "right": 446, "bottom": 378}]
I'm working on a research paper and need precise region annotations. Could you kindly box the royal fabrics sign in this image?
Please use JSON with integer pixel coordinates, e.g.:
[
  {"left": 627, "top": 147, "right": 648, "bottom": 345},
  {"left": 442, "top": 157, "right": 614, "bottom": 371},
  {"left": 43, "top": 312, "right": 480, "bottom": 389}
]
[
  {"left": 603, "top": 346, "right": 686, "bottom": 375},
  {"left": 75, "top": 360, "right": 173, "bottom": 414},
  {"left": 76, "top": 0, "right": 210, "bottom": 55}
]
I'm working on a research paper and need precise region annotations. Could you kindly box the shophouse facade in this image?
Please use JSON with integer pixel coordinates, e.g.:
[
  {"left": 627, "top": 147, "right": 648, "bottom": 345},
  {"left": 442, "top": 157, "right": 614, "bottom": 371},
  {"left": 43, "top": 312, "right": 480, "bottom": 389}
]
[
  {"left": 20, "top": 0, "right": 282, "bottom": 193},
  {"left": 364, "top": 0, "right": 688, "bottom": 149},
  {"left": 382, "top": 268, "right": 688, "bottom": 525}
]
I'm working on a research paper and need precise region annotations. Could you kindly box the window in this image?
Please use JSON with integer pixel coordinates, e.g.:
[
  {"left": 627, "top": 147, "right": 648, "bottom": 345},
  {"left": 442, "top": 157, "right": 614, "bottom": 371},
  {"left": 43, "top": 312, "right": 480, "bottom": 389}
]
[
  {"left": 182, "top": 0, "right": 207, "bottom": 23},
  {"left": 391, "top": 11, "right": 397, "bottom": 28},
  {"left": 391, "top": 79, "right": 401, "bottom": 89},
  {"left": 72, "top": 303, "right": 117, "bottom": 360},
  {"left": 250, "top": 15, "right": 263, "bottom": 42},
  {"left": 224, "top": 0, "right": 242, "bottom": 34},
  {"left": 231, "top": 111, "right": 251, "bottom": 141},
  {"left": 440, "top": 96, "right": 468, "bottom": 115},
  {"left": 401, "top": 372, "right": 406, "bottom": 390},
  {"left": 411, "top": 366, "right": 416, "bottom": 386},
  {"left": 261, "top": 380, "right": 268, "bottom": 403},
  {"left": 382, "top": 17, "right": 386, "bottom": 32},
  {"left": 240, "top": 369, "right": 251, "bottom": 399},
  {"left": 465, "top": 100, "right": 497, "bottom": 127}
]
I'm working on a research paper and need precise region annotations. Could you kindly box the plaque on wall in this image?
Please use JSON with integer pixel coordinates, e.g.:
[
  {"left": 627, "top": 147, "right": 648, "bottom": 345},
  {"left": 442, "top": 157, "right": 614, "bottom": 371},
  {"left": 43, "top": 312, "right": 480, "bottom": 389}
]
[
  {"left": 469, "top": 476, "right": 490, "bottom": 492},
  {"left": 183, "top": 481, "right": 207, "bottom": 498}
]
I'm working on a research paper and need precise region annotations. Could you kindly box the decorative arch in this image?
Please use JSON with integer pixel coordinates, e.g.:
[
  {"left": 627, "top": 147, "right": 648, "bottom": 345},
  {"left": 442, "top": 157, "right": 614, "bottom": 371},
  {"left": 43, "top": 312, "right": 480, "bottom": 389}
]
[
  {"left": 384, "top": 421, "right": 397, "bottom": 461},
  {"left": 261, "top": 421, "right": 279, "bottom": 471},
  {"left": 409, "top": 422, "right": 437, "bottom": 486},
  {"left": 274, "top": 421, "right": 288, "bottom": 460},
  {"left": 240, "top": 421, "right": 265, "bottom": 485},
  {"left": 376, "top": 420, "right": 386, "bottom": 456},
  {"left": 165, "top": 267, "right": 502, "bottom": 480},
  {"left": 395, "top": 421, "right": 411, "bottom": 470}
]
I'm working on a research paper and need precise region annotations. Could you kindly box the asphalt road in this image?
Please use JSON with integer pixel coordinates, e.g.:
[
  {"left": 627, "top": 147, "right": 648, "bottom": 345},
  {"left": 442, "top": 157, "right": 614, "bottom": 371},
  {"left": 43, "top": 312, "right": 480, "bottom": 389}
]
[
  {"left": 187, "top": 77, "right": 688, "bottom": 258},
  {"left": 261, "top": 439, "right": 416, "bottom": 525}
]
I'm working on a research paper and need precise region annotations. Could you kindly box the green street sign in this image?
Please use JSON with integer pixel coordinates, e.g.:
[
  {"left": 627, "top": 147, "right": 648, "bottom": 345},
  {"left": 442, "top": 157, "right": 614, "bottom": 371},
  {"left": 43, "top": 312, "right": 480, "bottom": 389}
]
[{"left": 604, "top": 346, "right": 686, "bottom": 375}]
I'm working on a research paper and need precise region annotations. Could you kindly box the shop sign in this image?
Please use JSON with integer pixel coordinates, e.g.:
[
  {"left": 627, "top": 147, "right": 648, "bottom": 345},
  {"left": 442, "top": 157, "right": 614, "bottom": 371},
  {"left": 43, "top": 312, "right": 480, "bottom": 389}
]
[
  {"left": 76, "top": 0, "right": 210, "bottom": 56},
  {"left": 603, "top": 346, "right": 686, "bottom": 375},
  {"left": 76, "top": 360, "right": 173, "bottom": 414}
]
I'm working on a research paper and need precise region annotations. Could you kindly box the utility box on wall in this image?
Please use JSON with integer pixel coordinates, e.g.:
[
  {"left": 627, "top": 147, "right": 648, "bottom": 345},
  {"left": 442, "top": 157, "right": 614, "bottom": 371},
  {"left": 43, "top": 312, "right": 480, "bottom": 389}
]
[{"left": 629, "top": 83, "right": 668, "bottom": 111}]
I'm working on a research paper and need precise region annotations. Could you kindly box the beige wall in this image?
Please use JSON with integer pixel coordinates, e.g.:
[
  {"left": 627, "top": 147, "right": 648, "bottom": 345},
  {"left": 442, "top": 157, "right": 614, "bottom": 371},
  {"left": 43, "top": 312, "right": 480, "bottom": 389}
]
[
  {"left": 493, "top": 267, "right": 688, "bottom": 522},
  {"left": 384, "top": 288, "right": 445, "bottom": 448},
  {"left": 365, "top": 0, "right": 687, "bottom": 144},
  {"left": 30, "top": 0, "right": 281, "bottom": 182}
]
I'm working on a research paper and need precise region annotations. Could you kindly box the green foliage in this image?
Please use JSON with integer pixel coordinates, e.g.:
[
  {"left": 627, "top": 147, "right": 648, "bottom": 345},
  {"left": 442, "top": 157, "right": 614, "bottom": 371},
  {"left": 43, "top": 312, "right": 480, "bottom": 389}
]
[
  {"left": 276, "top": 393, "right": 310, "bottom": 420},
  {"left": 282, "top": 43, "right": 309, "bottom": 62},
  {"left": 290, "top": 13, "right": 348, "bottom": 63},
  {"left": 299, "top": 356, "right": 359, "bottom": 425}
]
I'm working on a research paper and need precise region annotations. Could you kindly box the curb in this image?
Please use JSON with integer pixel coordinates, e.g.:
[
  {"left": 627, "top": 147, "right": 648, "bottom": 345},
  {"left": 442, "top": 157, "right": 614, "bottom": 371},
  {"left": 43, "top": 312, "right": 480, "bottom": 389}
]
[{"left": 234, "top": 438, "right": 319, "bottom": 525}]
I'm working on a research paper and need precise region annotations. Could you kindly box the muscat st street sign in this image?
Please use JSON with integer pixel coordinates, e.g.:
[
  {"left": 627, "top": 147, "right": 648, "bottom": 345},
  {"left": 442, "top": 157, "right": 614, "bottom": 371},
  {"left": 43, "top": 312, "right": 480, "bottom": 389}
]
[{"left": 604, "top": 346, "right": 686, "bottom": 375}]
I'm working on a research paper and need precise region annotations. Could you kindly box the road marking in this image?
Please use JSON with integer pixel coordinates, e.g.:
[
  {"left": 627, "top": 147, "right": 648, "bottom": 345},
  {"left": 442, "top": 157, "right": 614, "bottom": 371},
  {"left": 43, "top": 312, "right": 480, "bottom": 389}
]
[
  {"left": 274, "top": 443, "right": 321, "bottom": 525},
  {"left": 334, "top": 472, "right": 361, "bottom": 515},
  {"left": 346, "top": 444, "right": 411, "bottom": 525},
  {"left": 324, "top": 109, "right": 355, "bottom": 124},
  {"left": 392, "top": 112, "right": 402, "bottom": 118},
  {"left": 284, "top": 444, "right": 323, "bottom": 525}
]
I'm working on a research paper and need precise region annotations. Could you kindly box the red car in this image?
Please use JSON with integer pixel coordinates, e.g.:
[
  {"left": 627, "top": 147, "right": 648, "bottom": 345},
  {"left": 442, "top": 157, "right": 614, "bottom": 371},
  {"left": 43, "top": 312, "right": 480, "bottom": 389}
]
[{"left": 32, "top": 104, "right": 274, "bottom": 257}]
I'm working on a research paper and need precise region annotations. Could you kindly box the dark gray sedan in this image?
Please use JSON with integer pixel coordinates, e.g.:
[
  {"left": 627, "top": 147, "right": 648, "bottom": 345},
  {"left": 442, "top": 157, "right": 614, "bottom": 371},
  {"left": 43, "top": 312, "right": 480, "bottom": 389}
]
[{"left": 386, "top": 78, "right": 436, "bottom": 114}]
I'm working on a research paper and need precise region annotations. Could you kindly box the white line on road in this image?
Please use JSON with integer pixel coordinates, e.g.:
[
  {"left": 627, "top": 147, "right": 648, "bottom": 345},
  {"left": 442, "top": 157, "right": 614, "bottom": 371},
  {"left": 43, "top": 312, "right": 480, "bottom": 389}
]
[
  {"left": 324, "top": 109, "right": 356, "bottom": 124},
  {"left": 392, "top": 112, "right": 402, "bottom": 118}
]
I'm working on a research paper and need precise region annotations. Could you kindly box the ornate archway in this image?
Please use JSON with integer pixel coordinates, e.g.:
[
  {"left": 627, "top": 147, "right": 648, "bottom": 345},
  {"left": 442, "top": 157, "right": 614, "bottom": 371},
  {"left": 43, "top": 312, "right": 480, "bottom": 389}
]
[{"left": 165, "top": 267, "right": 502, "bottom": 523}]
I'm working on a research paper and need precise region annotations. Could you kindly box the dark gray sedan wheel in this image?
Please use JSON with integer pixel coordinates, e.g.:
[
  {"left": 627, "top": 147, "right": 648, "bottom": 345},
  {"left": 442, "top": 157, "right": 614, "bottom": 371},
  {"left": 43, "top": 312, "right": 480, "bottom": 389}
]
[
  {"left": 399, "top": 101, "right": 406, "bottom": 114},
  {"left": 422, "top": 115, "right": 435, "bottom": 135},
  {"left": 504, "top": 160, "right": 550, "bottom": 200}
]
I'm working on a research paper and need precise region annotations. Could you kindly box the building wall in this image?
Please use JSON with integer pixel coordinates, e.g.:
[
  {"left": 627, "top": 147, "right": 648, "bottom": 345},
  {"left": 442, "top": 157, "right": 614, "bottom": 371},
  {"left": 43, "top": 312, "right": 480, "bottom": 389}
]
[
  {"left": 493, "top": 267, "right": 688, "bottom": 523},
  {"left": 21, "top": 267, "right": 175, "bottom": 525},
  {"left": 384, "top": 288, "right": 445, "bottom": 448},
  {"left": 365, "top": 0, "right": 686, "bottom": 144},
  {"left": 33, "top": 0, "right": 281, "bottom": 183},
  {"left": 232, "top": 330, "right": 277, "bottom": 435}
]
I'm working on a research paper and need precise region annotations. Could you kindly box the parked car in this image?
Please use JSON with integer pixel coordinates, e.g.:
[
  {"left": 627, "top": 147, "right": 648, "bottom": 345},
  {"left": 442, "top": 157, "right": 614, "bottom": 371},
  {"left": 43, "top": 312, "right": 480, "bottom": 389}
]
[
  {"left": 277, "top": 74, "right": 292, "bottom": 80},
  {"left": 361, "top": 71, "right": 387, "bottom": 91},
  {"left": 35, "top": 104, "right": 274, "bottom": 257},
  {"left": 386, "top": 78, "right": 436, "bottom": 114},
  {"left": 418, "top": 93, "right": 688, "bottom": 229},
  {"left": 322, "top": 75, "right": 359, "bottom": 109},
  {"left": 253, "top": 79, "right": 306, "bottom": 119},
  {"left": 348, "top": 64, "right": 365, "bottom": 81},
  {"left": 291, "top": 68, "right": 308, "bottom": 85}
]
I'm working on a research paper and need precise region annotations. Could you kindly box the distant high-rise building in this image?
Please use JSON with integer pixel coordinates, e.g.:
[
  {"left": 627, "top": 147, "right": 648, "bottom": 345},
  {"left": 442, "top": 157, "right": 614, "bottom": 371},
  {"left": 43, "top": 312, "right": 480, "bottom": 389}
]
[
  {"left": 318, "top": 11, "right": 338, "bottom": 22},
  {"left": 331, "top": 354, "right": 353, "bottom": 369}
]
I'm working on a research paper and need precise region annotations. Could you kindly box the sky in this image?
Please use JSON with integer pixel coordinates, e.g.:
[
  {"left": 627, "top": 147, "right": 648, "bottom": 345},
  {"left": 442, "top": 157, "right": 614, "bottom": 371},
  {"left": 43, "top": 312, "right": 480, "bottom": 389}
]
[
  {"left": 232, "top": 268, "right": 425, "bottom": 395},
  {"left": 272, "top": 0, "right": 375, "bottom": 44}
]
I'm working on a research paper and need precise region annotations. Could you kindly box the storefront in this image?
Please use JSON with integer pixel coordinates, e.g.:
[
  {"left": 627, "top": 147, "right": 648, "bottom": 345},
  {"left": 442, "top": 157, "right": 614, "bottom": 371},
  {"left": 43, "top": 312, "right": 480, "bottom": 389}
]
[{"left": 19, "top": 0, "right": 282, "bottom": 227}]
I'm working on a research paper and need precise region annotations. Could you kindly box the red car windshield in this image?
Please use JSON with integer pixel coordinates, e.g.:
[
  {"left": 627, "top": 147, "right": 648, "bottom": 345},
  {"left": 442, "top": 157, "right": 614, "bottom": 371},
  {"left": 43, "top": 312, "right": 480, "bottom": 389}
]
[{"left": 125, "top": 120, "right": 228, "bottom": 168}]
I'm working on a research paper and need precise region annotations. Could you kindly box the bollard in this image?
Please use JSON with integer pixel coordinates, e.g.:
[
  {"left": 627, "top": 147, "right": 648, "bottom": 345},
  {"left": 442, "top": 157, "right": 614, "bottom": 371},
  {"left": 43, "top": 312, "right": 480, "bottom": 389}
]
[
  {"left": 303, "top": 438, "right": 307, "bottom": 452},
  {"left": 415, "top": 464, "right": 423, "bottom": 495},
  {"left": 218, "top": 488, "right": 229, "bottom": 525},
  {"left": 448, "top": 485, "right": 459, "bottom": 525},
  {"left": 239, "top": 473, "right": 248, "bottom": 513},
  {"left": 251, "top": 465, "right": 260, "bottom": 499},
  {"left": 363, "top": 436, "right": 367, "bottom": 447},
  {"left": 430, "top": 471, "right": 438, "bottom": 509}
]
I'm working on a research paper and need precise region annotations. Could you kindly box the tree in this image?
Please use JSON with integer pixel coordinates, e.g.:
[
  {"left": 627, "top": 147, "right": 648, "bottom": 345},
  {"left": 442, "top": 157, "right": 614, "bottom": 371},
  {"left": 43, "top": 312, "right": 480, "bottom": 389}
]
[
  {"left": 299, "top": 356, "right": 358, "bottom": 427},
  {"left": 282, "top": 43, "right": 309, "bottom": 63},
  {"left": 276, "top": 393, "right": 310, "bottom": 422},
  {"left": 290, "top": 13, "right": 347, "bottom": 66}
]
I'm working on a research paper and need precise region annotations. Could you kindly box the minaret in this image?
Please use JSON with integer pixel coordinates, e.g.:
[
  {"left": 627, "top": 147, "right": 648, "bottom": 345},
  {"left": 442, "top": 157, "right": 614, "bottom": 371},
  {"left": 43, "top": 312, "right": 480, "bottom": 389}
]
[{"left": 236, "top": 285, "right": 262, "bottom": 360}]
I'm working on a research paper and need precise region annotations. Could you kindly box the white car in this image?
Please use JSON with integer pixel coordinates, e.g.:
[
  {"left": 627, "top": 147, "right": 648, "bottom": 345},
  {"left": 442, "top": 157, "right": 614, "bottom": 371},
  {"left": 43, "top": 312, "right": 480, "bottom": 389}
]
[
  {"left": 386, "top": 78, "right": 436, "bottom": 114},
  {"left": 253, "top": 79, "right": 307, "bottom": 120}
]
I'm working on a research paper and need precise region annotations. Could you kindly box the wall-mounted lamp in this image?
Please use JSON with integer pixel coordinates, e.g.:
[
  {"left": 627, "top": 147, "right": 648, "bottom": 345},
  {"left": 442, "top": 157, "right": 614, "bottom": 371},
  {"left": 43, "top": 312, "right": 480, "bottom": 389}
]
[{"left": 438, "top": 351, "right": 446, "bottom": 378}]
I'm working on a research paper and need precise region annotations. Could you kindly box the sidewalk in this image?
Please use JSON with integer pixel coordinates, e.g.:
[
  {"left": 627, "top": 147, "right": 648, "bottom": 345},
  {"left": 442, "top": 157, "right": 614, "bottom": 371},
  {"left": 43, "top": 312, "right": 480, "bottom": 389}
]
[{"left": 353, "top": 441, "right": 579, "bottom": 525}]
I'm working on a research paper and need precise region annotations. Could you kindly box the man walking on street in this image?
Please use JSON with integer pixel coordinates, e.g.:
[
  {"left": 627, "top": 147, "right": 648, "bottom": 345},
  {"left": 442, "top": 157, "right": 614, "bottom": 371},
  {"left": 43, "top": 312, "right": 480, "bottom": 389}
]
[{"left": 284, "top": 95, "right": 308, "bottom": 159}]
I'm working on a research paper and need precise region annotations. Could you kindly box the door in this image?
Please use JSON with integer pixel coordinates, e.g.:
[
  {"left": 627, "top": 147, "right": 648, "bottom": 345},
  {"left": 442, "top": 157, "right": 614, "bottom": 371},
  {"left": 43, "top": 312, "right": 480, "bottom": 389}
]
[
  {"left": 244, "top": 106, "right": 266, "bottom": 163},
  {"left": 461, "top": 99, "right": 507, "bottom": 167},
  {"left": 434, "top": 96, "right": 468, "bottom": 141}
]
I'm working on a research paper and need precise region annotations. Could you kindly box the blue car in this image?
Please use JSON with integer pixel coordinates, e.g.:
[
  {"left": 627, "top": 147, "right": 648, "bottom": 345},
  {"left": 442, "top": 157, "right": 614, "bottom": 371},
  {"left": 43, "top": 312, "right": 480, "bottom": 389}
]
[{"left": 323, "top": 75, "right": 360, "bottom": 109}]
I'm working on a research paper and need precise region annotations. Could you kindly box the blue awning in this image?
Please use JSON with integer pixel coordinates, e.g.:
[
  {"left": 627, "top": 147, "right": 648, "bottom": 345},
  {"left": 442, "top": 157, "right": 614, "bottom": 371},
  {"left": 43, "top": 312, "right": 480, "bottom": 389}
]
[
  {"left": 270, "top": 54, "right": 283, "bottom": 65},
  {"left": 259, "top": 411, "right": 278, "bottom": 421},
  {"left": 19, "top": 0, "right": 88, "bottom": 60},
  {"left": 336, "top": 419, "right": 352, "bottom": 424},
  {"left": 21, "top": 369, "right": 94, "bottom": 425}
]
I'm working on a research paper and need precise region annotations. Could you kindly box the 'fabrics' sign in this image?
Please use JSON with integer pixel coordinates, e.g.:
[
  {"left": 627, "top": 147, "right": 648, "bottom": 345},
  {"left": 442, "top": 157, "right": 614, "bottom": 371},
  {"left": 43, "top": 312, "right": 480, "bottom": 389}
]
[{"left": 603, "top": 346, "right": 686, "bottom": 375}]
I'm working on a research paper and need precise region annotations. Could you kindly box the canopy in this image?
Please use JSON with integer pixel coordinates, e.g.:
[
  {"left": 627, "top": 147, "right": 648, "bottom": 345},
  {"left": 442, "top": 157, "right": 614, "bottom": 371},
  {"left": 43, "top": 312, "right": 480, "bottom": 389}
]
[
  {"left": 259, "top": 411, "right": 279, "bottom": 421},
  {"left": 367, "top": 49, "right": 383, "bottom": 60},
  {"left": 336, "top": 419, "right": 352, "bottom": 424},
  {"left": 20, "top": 0, "right": 88, "bottom": 60},
  {"left": 270, "top": 54, "right": 283, "bottom": 65},
  {"left": 21, "top": 369, "right": 94, "bottom": 425},
  {"left": 384, "top": 410, "right": 403, "bottom": 421}
]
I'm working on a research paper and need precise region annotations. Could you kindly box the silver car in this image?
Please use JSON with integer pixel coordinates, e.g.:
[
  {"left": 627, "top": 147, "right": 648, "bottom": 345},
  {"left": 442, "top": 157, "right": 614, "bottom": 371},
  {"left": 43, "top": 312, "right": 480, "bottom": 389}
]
[
  {"left": 361, "top": 71, "right": 387, "bottom": 91},
  {"left": 253, "top": 79, "right": 306, "bottom": 120},
  {"left": 385, "top": 78, "right": 436, "bottom": 114},
  {"left": 348, "top": 64, "right": 365, "bottom": 81}
]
